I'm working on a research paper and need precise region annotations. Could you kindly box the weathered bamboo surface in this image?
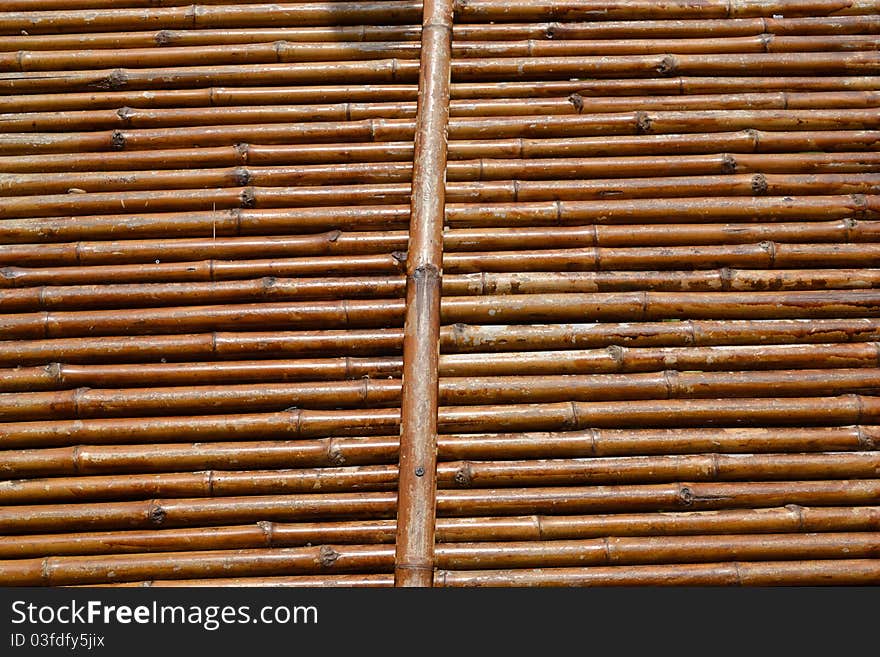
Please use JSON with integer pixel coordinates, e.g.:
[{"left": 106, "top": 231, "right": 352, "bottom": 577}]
[{"left": 1, "top": 0, "right": 880, "bottom": 588}]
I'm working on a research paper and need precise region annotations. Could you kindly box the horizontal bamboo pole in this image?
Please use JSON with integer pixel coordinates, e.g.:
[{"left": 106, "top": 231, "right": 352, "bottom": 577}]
[
  {"left": 455, "top": 1, "right": 880, "bottom": 21},
  {"left": 7, "top": 244, "right": 880, "bottom": 290},
  {"left": 5, "top": 153, "right": 880, "bottom": 197},
  {"left": 0, "top": 3, "right": 424, "bottom": 36},
  {"left": 3, "top": 52, "right": 880, "bottom": 95},
  {"left": 1, "top": 506, "right": 877, "bottom": 559},
  {"left": 4, "top": 425, "right": 878, "bottom": 478},
  {"left": 4, "top": 109, "right": 878, "bottom": 155},
  {"left": 2, "top": 174, "right": 877, "bottom": 221},
  {"left": 1, "top": 0, "right": 878, "bottom": 34},
  {"left": 4, "top": 77, "right": 880, "bottom": 115},
  {"left": 2, "top": 395, "right": 879, "bottom": 449},
  {"left": 3, "top": 194, "right": 874, "bottom": 244},
  {"left": 3, "top": 319, "right": 879, "bottom": 368},
  {"left": 107, "top": 560, "right": 880, "bottom": 586},
  {"left": 3, "top": 532, "right": 880, "bottom": 585},
  {"left": 1, "top": 479, "right": 878, "bottom": 533},
  {"left": 434, "top": 559, "right": 880, "bottom": 587},
  {"left": 3, "top": 268, "right": 880, "bottom": 313},
  {"left": 3, "top": 290, "right": 880, "bottom": 339},
  {"left": 2, "top": 341, "right": 877, "bottom": 392},
  {"left": 4, "top": 217, "right": 879, "bottom": 267},
  {"left": 3, "top": 130, "right": 878, "bottom": 178},
  {"left": 4, "top": 452, "right": 880, "bottom": 505},
  {"left": 5, "top": 35, "right": 880, "bottom": 74},
  {"left": 4, "top": 93, "right": 880, "bottom": 135},
  {"left": 2, "top": 367, "right": 880, "bottom": 422},
  {"left": 3, "top": 15, "right": 879, "bottom": 51}
]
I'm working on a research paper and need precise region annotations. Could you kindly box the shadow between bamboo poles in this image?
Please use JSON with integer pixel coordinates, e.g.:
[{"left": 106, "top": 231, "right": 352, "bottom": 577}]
[{"left": 394, "top": 0, "right": 453, "bottom": 588}]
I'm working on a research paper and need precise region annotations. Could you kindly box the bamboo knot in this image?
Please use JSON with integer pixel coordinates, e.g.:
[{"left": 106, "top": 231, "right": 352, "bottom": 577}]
[
  {"left": 110, "top": 131, "right": 126, "bottom": 151},
  {"left": 147, "top": 501, "right": 167, "bottom": 526},
  {"left": 453, "top": 462, "right": 473, "bottom": 487},
  {"left": 154, "top": 31, "right": 173, "bottom": 46},
  {"left": 567, "top": 93, "right": 585, "bottom": 113},
  {"left": 751, "top": 174, "right": 769, "bottom": 195},
  {"left": 679, "top": 486, "right": 695, "bottom": 506},
  {"left": 318, "top": 545, "right": 339, "bottom": 568}
]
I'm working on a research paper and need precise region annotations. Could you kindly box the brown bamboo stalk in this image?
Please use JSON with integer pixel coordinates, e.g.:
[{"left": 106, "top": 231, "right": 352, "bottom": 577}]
[
  {"left": 3, "top": 532, "right": 880, "bottom": 585},
  {"left": 1, "top": 14, "right": 878, "bottom": 51},
  {"left": 4, "top": 452, "right": 880, "bottom": 505},
  {"left": 2, "top": 194, "right": 874, "bottom": 244},
  {"left": 4, "top": 425, "right": 878, "bottom": 478},
  {"left": 3, "top": 109, "right": 877, "bottom": 155},
  {"left": 1, "top": 479, "right": 879, "bottom": 534},
  {"left": 434, "top": 559, "right": 880, "bottom": 587},
  {"left": 1, "top": 506, "right": 878, "bottom": 559},
  {"left": 3, "top": 319, "right": 879, "bottom": 368},
  {"left": 2, "top": 395, "right": 879, "bottom": 450},
  {"left": 1, "top": 341, "right": 878, "bottom": 391},
  {"left": 4, "top": 153, "right": 880, "bottom": 196},
  {"left": 3, "top": 77, "right": 878, "bottom": 114},
  {"left": 0, "top": 3, "right": 424, "bottom": 35}
]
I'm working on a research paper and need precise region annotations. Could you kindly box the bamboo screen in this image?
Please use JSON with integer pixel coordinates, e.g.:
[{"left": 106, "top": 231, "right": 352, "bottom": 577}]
[{"left": 0, "top": 0, "right": 879, "bottom": 587}]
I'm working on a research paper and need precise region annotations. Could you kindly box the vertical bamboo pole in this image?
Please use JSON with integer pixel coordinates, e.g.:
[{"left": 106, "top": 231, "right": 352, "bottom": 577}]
[{"left": 394, "top": 0, "right": 453, "bottom": 587}]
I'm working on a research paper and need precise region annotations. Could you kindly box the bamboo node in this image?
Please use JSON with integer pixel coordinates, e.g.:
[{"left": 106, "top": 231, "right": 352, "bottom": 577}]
[
  {"left": 679, "top": 486, "right": 695, "bottom": 506},
  {"left": 856, "top": 426, "right": 876, "bottom": 450},
  {"left": 318, "top": 545, "right": 339, "bottom": 568},
  {"left": 567, "top": 93, "right": 584, "bottom": 114},
  {"left": 116, "top": 107, "right": 133, "bottom": 124},
  {"left": 154, "top": 31, "right": 173, "bottom": 46},
  {"left": 453, "top": 462, "right": 473, "bottom": 487},
  {"left": 93, "top": 69, "right": 128, "bottom": 92},
  {"left": 110, "top": 131, "right": 126, "bottom": 151},
  {"left": 656, "top": 55, "right": 678, "bottom": 76},
  {"left": 751, "top": 174, "right": 769, "bottom": 195},
  {"left": 147, "top": 501, "right": 166, "bottom": 526},
  {"left": 233, "top": 167, "right": 251, "bottom": 186},
  {"left": 240, "top": 188, "right": 256, "bottom": 209},
  {"left": 721, "top": 154, "right": 737, "bottom": 174},
  {"left": 257, "top": 520, "right": 275, "bottom": 546},
  {"left": 784, "top": 503, "right": 807, "bottom": 530},
  {"left": 234, "top": 143, "right": 250, "bottom": 163}
]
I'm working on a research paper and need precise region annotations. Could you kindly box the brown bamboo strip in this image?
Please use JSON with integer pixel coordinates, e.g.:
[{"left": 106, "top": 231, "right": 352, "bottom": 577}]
[
  {"left": 0, "top": 3, "right": 424, "bottom": 36},
  {"left": 4, "top": 290, "right": 880, "bottom": 339},
  {"left": 114, "top": 560, "right": 880, "bottom": 586},
  {"left": 4, "top": 15, "right": 880, "bottom": 51},
  {"left": 4, "top": 53, "right": 880, "bottom": 95},
  {"left": 2, "top": 395, "right": 880, "bottom": 450},
  {"left": 3, "top": 319, "right": 878, "bottom": 368},
  {"left": 3, "top": 194, "right": 875, "bottom": 244},
  {"left": 4, "top": 131, "right": 878, "bottom": 178},
  {"left": 6, "top": 245, "right": 880, "bottom": 291},
  {"left": 1, "top": 341, "right": 878, "bottom": 392},
  {"left": 4, "top": 110, "right": 878, "bottom": 156},
  {"left": 6, "top": 35, "right": 880, "bottom": 75},
  {"left": 123, "top": 573, "right": 392, "bottom": 587},
  {"left": 5, "top": 452, "right": 880, "bottom": 505},
  {"left": 5, "top": 367, "right": 880, "bottom": 422},
  {"left": 6, "top": 153, "right": 880, "bottom": 196},
  {"left": 1, "top": 478, "right": 879, "bottom": 534},
  {"left": 2, "top": 506, "right": 879, "bottom": 559},
  {"left": 455, "top": 1, "right": 880, "bottom": 21},
  {"left": 4, "top": 77, "right": 879, "bottom": 115},
  {"left": 0, "top": 91, "right": 880, "bottom": 133},
  {"left": 4, "top": 532, "right": 880, "bottom": 585},
  {"left": 0, "top": 26, "right": 424, "bottom": 51},
  {"left": 4, "top": 267, "right": 879, "bottom": 314},
  {"left": 2, "top": 174, "right": 878, "bottom": 221},
  {"left": 5, "top": 425, "right": 879, "bottom": 478},
  {"left": 434, "top": 559, "right": 880, "bottom": 587},
  {"left": 5, "top": 218, "right": 879, "bottom": 267}
]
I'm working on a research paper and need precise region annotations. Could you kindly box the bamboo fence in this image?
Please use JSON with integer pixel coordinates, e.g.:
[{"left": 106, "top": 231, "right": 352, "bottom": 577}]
[{"left": 0, "top": 0, "right": 879, "bottom": 587}]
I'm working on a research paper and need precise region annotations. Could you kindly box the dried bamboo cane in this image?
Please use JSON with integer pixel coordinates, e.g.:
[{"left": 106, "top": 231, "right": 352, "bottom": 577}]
[{"left": 1, "top": 506, "right": 878, "bottom": 559}]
